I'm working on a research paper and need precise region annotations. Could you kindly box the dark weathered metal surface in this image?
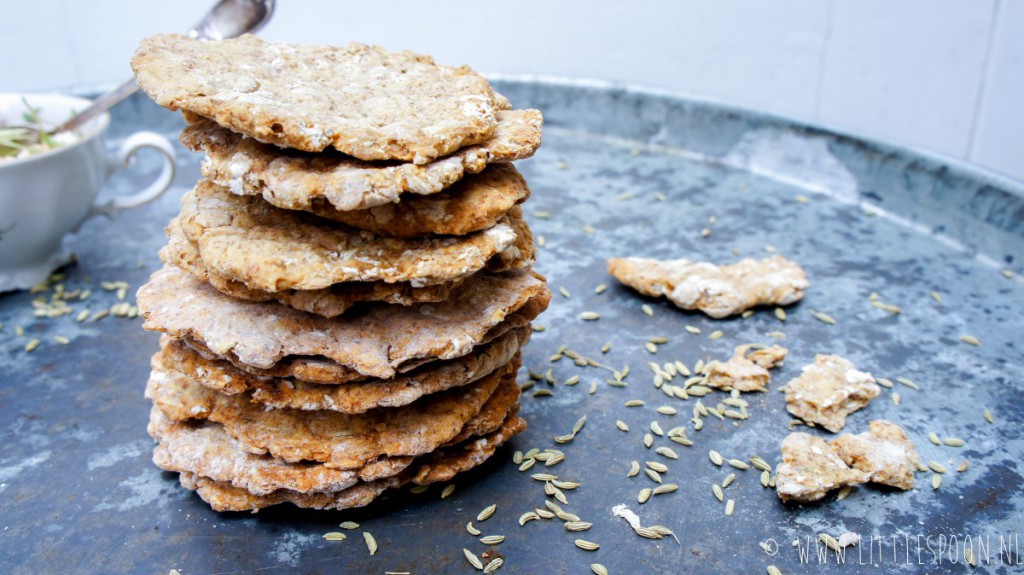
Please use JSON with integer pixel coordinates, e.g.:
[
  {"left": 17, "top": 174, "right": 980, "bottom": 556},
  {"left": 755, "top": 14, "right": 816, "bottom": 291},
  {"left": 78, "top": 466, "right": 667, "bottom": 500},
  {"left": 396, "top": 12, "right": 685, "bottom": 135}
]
[{"left": 1, "top": 79, "right": 1022, "bottom": 575}]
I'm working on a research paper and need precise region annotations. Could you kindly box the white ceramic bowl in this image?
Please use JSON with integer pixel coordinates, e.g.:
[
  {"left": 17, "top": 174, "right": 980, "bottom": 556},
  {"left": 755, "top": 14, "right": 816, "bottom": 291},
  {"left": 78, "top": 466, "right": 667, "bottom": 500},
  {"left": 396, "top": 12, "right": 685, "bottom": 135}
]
[{"left": 0, "top": 93, "right": 176, "bottom": 291}]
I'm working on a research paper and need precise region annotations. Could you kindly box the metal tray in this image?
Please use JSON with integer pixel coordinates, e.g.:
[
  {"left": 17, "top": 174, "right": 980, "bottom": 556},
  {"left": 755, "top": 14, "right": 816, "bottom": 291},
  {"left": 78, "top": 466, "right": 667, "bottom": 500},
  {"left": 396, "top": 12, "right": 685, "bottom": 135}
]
[{"left": 1, "top": 78, "right": 1022, "bottom": 575}]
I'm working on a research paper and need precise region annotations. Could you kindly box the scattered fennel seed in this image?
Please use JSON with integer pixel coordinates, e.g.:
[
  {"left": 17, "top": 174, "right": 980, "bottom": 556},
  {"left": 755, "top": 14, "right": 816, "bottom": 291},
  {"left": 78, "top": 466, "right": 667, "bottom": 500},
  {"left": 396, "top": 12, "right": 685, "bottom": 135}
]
[
  {"left": 463, "top": 548, "right": 483, "bottom": 569},
  {"left": 812, "top": 311, "right": 837, "bottom": 325},
  {"left": 477, "top": 504, "right": 497, "bottom": 521},
  {"left": 712, "top": 484, "right": 724, "bottom": 501},
  {"left": 709, "top": 450, "right": 724, "bottom": 466},
  {"left": 363, "top": 532, "right": 378, "bottom": 556},
  {"left": 959, "top": 335, "right": 980, "bottom": 346},
  {"left": 628, "top": 461, "right": 640, "bottom": 477},
  {"left": 896, "top": 377, "right": 918, "bottom": 390}
]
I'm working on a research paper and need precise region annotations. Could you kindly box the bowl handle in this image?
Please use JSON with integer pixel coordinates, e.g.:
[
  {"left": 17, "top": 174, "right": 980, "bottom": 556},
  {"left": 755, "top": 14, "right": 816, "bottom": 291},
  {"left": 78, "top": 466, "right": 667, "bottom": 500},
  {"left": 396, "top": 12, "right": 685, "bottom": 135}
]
[{"left": 88, "top": 131, "right": 176, "bottom": 219}]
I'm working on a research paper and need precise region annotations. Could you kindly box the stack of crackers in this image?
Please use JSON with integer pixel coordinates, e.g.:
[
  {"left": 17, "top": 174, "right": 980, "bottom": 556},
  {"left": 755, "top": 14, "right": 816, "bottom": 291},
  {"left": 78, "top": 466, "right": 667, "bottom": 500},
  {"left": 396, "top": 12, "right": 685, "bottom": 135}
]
[{"left": 131, "top": 34, "right": 550, "bottom": 512}]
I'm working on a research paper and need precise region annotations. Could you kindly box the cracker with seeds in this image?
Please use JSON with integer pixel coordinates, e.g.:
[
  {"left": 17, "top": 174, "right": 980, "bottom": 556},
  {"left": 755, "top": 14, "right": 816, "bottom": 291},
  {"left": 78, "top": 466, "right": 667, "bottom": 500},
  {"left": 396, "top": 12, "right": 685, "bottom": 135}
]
[
  {"left": 180, "top": 470, "right": 395, "bottom": 513},
  {"left": 133, "top": 34, "right": 503, "bottom": 163},
  {"left": 177, "top": 414, "right": 526, "bottom": 512},
  {"left": 704, "top": 344, "right": 788, "bottom": 392},
  {"left": 775, "top": 432, "right": 870, "bottom": 503},
  {"left": 831, "top": 420, "right": 921, "bottom": 490},
  {"left": 160, "top": 327, "right": 529, "bottom": 413},
  {"left": 149, "top": 407, "right": 407, "bottom": 496},
  {"left": 172, "top": 288, "right": 547, "bottom": 386},
  {"left": 304, "top": 164, "right": 531, "bottom": 238},
  {"left": 149, "top": 373, "right": 519, "bottom": 495},
  {"left": 161, "top": 217, "right": 459, "bottom": 317},
  {"left": 181, "top": 110, "right": 542, "bottom": 213},
  {"left": 783, "top": 354, "right": 880, "bottom": 432},
  {"left": 445, "top": 386, "right": 520, "bottom": 447},
  {"left": 174, "top": 299, "right": 543, "bottom": 387},
  {"left": 606, "top": 255, "right": 808, "bottom": 318},
  {"left": 146, "top": 352, "right": 517, "bottom": 470},
  {"left": 178, "top": 180, "right": 533, "bottom": 293},
  {"left": 138, "top": 266, "right": 549, "bottom": 380}
]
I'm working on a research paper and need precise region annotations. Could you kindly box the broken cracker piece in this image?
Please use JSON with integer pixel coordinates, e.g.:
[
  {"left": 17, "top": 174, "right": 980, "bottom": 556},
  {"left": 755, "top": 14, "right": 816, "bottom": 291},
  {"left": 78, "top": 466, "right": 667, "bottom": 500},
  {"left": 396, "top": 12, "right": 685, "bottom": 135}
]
[
  {"left": 606, "top": 256, "right": 808, "bottom": 318},
  {"left": 743, "top": 344, "right": 788, "bottom": 369},
  {"left": 775, "top": 432, "right": 869, "bottom": 503},
  {"left": 784, "top": 354, "right": 880, "bottom": 433},
  {"left": 704, "top": 344, "right": 788, "bottom": 392},
  {"left": 831, "top": 420, "right": 920, "bottom": 490}
]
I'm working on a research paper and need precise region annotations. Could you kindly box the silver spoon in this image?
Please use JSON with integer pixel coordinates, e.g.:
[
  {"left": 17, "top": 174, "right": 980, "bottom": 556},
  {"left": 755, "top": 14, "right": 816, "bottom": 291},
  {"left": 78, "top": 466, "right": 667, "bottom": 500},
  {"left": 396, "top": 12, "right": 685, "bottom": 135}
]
[{"left": 52, "top": 0, "right": 275, "bottom": 136}]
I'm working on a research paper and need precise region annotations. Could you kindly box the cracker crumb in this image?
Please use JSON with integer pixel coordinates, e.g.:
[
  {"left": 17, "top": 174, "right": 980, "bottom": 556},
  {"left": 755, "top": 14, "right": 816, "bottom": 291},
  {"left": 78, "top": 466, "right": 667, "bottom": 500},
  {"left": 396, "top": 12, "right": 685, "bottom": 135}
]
[
  {"left": 703, "top": 345, "right": 788, "bottom": 392},
  {"left": 775, "top": 432, "right": 869, "bottom": 503},
  {"left": 831, "top": 420, "right": 920, "bottom": 490},
  {"left": 606, "top": 256, "right": 808, "bottom": 318},
  {"left": 784, "top": 355, "right": 880, "bottom": 433}
]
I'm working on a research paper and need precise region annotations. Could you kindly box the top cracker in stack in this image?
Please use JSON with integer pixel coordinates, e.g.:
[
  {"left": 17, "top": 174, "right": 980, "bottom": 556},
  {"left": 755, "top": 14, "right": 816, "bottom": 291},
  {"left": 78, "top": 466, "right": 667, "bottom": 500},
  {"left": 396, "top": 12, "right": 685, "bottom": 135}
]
[{"left": 131, "top": 34, "right": 549, "bottom": 512}]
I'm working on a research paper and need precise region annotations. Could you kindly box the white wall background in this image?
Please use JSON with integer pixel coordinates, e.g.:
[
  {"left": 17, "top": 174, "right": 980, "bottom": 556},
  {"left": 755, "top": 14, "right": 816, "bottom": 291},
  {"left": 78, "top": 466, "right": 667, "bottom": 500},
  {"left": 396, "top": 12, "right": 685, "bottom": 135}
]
[{"left": 2, "top": 0, "right": 1021, "bottom": 181}]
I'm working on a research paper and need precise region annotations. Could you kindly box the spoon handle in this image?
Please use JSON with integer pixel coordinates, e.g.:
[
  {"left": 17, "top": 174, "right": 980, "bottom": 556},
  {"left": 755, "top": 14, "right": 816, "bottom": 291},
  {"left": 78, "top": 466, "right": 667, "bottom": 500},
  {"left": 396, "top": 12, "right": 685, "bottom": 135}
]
[{"left": 54, "top": 78, "right": 139, "bottom": 135}]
